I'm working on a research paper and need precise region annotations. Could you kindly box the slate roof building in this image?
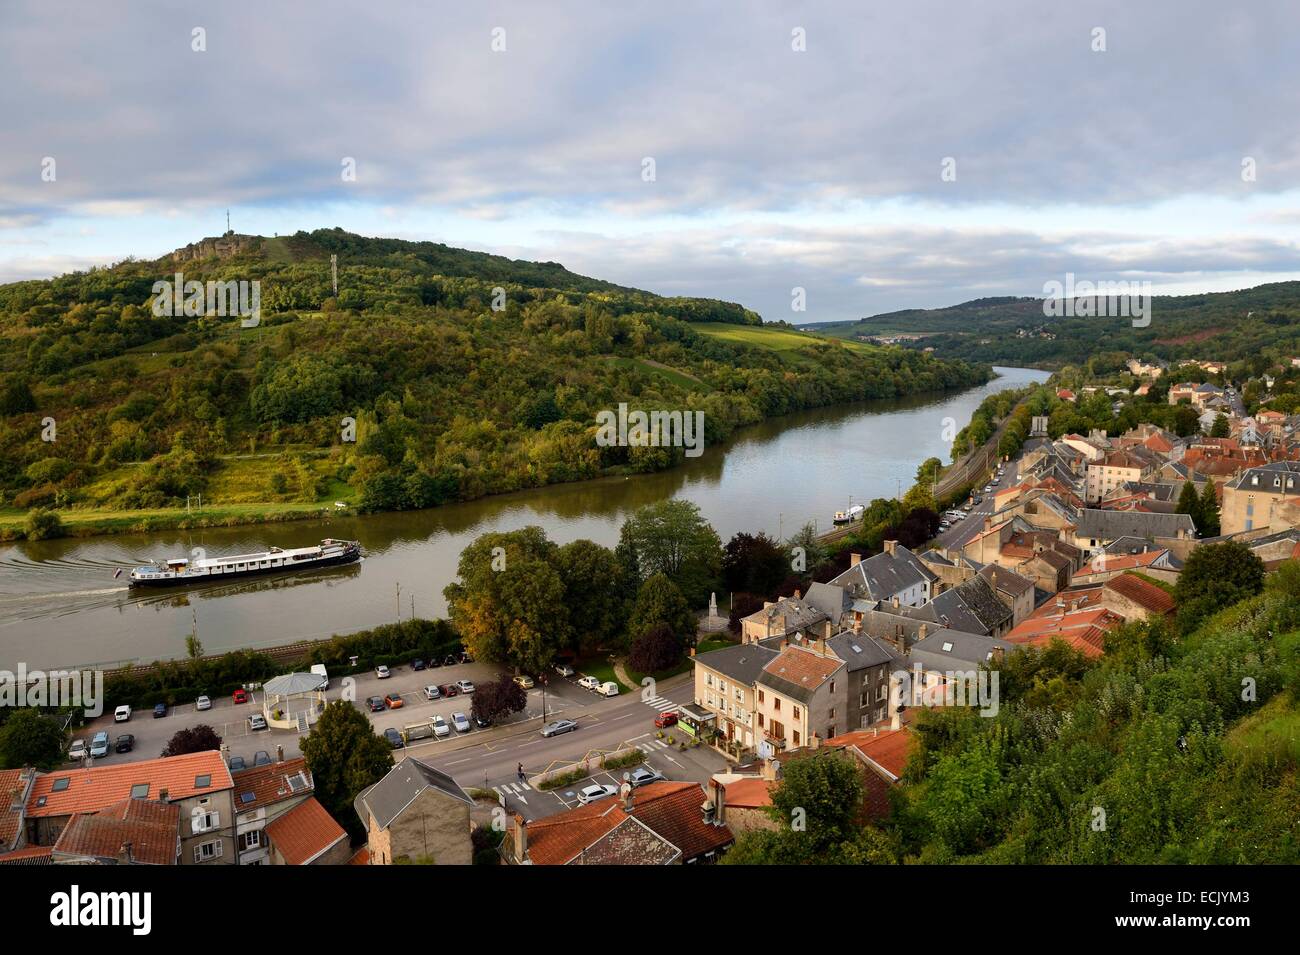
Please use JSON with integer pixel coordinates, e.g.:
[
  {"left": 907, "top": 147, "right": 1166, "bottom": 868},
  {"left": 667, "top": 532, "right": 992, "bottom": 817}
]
[{"left": 354, "top": 758, "right": 474, "bottom": 865}]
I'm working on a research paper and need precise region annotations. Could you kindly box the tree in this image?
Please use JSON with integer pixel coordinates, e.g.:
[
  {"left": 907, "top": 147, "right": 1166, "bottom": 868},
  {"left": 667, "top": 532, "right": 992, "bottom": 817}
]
[
  {"left": 161, "top": 724, "right": 222, "bottom": 757},
  {"left": 627, "top": 573, "right": 697, "bottom": 645},
  {"left": 1210, "top": 413, "right": 1231, "bottom": 438},
  {"left": 1174, "top": 541, "right": 1264, "bottom": 633},
  {"left": 728, "top": 592, "right": 765, "bottom": 634},
  {"left": 470, "top": 674, "right": 528, "bottom": 725},
  {"left": 1198, "top": 479, "right": 1221, "bottom": 537},
  {"left": 300, "top": 700, "right": 394, "bottom": 837},
  {"left": 554, "top": 539, "right": 625, "bottom": 652},
  {"left": 628, "top": 623, "right": 684, "bottom": 675},
  {"left": 1175, "top": 479, "right": 1199, "bottom": 524},
  {"left": 721, "top": 532, "right": 787, "bottom": 597},
  {"left": 785, "top": 521, "right": 827, "bottom": 577},
  {"left": 0, "top": 709, "right": 65, "bottom": 770},
  {"left": 616, "top": 500, "right": 722, "bottom": 606}
]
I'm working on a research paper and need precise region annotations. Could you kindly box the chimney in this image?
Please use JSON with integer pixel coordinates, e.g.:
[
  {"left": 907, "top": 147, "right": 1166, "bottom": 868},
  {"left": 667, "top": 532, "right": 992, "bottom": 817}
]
[
  {"left": 512, "top": 814, "right": 528, "bottom": 863},
  {"left": 891, "top": 595, "right": 900, "bottom": 609},
  {"left": 991, "top": 647, "right": 1005, "bottom": 664},
  {"left": 793, "top": 589, "right": 802, "bottom": 600},
  {"left": 852, "top": 615, "right": 863, "bottom": 634},
  {"left": 984, "top": 517, "right": 993, "bottom": 531},
  {"left": 884, "top": 540, "right": 897, "bottom": 556},
  {"left": 918, "top": 623, "right": 928, "bottom": 640},
  {"left": 708, "top": 777, "right": 726, "bottom": 824},
  {"left": 850, "top": 552, "right": 862, "bottom": 567},
  {"left": 890, "top": 710, "right": 901, "bottom": 731},
  {"left": 276, "top": 744, "right": 284, "bottom": 763},
  {"left": 761, "top": 758, "right": 780, "bottom": 782},
  {"left": 808, "top": 735, "right": 822, "bottom": 750},
  {"left": 117, "top": 842, "right": 135, "bottom": 865},
  {"left": 620, "top": 781, "right": 634, "bottom": 812}
]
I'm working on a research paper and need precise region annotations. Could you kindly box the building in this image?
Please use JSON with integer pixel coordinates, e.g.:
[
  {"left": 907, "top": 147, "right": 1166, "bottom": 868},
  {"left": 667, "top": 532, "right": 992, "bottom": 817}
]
[
  {"left": 1086, "top": 450, "right": 1156, "bottom": 504},
  {"left": 1072, "top": 509, "right": 1197, "bottom": 550},
  {"left": 739, "top": 594, "right": 830, "bottom": 645},
  {"left": 1220, "top": 462, "right": 1300, "bottom": 534},
  {"left": 230, "top": 756, "right": 316, "bottom": 865},
  {"left": 49, "top": 799, "right": 180, "bottom": 865},
  {"left": 694, "top": 642, "right": 778, "bottom": 751},
  {"left": 504, "top": 781, "right": 733, "bottom": 865},
  {"left": 23, "top": 751, "right": 235, "bottom": 865},
  {"left": 827, "top": 541, "right": 936, "bottom": 607},
  {"left": 354, "top": 758, "right": 473, "bottom": 865},
  {"left": 264, "top": 796, "right": 350, "bottom": 866},
  {"left": 756, "top": 642, "right": 845, "bottom": 751}
]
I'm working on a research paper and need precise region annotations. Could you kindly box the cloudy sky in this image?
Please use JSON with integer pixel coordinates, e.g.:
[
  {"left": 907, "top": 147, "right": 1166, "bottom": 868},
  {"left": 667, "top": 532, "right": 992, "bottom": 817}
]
[{"left": 3, "top": 0, "right": 1299, "bottom": 322}]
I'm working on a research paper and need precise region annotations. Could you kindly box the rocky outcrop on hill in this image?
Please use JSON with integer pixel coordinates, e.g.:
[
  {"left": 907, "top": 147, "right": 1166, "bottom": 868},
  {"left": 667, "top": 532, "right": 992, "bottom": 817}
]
[{"left": 171, "top": 232, "right": 261, "bottom": 263}]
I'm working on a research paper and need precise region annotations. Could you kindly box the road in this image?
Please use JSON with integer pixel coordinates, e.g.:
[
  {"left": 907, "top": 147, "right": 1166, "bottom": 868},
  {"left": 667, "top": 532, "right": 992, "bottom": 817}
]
[{"left": 933, "top": 455, "right": 1023, "bottom": 551}]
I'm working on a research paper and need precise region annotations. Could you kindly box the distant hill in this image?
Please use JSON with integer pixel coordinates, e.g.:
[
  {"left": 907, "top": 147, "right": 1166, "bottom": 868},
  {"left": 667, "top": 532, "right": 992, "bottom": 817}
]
[
  {"left": 804, "top": 283, "right": 1300, "bottom": 371},
  {"left": 0, "top": 229, "right": 989, "bottom": 531}
]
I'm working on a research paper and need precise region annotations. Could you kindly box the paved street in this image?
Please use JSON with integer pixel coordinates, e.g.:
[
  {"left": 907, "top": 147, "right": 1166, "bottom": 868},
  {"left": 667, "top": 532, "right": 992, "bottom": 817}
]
[{"left": 934, "top": 455, "right": 1022, "bottom": 551}]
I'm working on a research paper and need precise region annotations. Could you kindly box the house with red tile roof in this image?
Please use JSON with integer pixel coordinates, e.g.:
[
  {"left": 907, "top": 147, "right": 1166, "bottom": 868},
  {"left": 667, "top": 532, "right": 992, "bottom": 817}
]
[
  {"left": 51, "top": 798, "right": 180, "bottom": 865},
  {"left": 1006, "top": 604, "right": 1122, "bottom": 658},
  {"left": 264, "top": 796, "right": 350, "bottom": 865},
  {"left": 25, "top": 750, "right": 235, "bottom": 865},
  {"left": 231, "top": 757, "right": 316, "bottom": 865},
  {"left": 0, "top": 768, "right": 36, "bottom": 856},
  {"left": 505, "top": 781, "right": 733, "bottom": 865}
]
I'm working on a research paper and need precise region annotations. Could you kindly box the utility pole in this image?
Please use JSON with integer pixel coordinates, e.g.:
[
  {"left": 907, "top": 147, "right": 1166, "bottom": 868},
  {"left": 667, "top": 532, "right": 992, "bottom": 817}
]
[
  {"left": 226, "top": 209, "right": 231, "bottom": 234},
  {"left": 396, "top": 582, "right": 401, "bottom": 621},
  {"left": 331, "top": 254, "right": 338, "bottom": 297}
]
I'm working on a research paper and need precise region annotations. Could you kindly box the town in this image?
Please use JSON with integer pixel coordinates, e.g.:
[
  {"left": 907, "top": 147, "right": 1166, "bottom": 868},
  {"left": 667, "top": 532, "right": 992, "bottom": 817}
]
[{"left": 3, "top": 353, "right": 1298, "bottom": 869}]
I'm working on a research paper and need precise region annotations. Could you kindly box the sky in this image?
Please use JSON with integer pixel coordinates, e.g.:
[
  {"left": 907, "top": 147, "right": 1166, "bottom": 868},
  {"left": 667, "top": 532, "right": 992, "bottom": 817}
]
[{"left": 2, "top": 0, "right": 1299, "bottom": 322}]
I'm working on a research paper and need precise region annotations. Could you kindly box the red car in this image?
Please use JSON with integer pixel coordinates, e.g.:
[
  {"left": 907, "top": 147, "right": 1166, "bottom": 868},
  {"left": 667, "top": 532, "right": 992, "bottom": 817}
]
[
  {"left": 232, "top": 688, "right": 249, "bottom": 705},
  {"left": 438, "top": 684, "right": 459, "bottom": 698},
  {"left": 654, "top": 711, "right": 678, "bottom": 728}
]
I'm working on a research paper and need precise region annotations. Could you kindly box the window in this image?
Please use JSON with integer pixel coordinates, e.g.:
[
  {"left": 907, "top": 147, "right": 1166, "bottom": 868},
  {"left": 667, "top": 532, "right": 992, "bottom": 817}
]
[
  {"left": 757, "top": 713, "right": 764, "bottom": 729},
  {"left": 194, "top": 775, "right": 211, "bottom": 789},
  {"left": 193, "top": 840, "right": 223, "bottom": 862},
  {"left": 829, "top": 680, "right": 836, "bottom": 694},
  {"left": 52, "top": 778, "right": 70, "bottom": 792},
  {"left": 773, "top": 698, "right": 780, "bottom": 712},
  {"left": 735, "top": 688, "right": 743, "bottom": 702},
  {"left": 792, "top": 730, "right": 801, "bottom": 746},
  {"left": 193, "top": 810, "right": 220, "bottom": 833},
  {"left": 826, "top": 726, "right": 835, "bottom": 739},
  {"left": 130, "top": 783, "right": 149, "bottom": 799},
  {"left": 757, "top": 690, "right": 764, "bottom": 704},
  {"left": 719, "top": 680, "right": 727, "bottom": 693},
  {"left": 793, "top": 706, "right": 801, "bottom": 720},
  {"left": 238, "top": 829, "right": 262, "bottom": 852},
  {"left": 829, "top": 708, "right": 836, "bottom": 719}
]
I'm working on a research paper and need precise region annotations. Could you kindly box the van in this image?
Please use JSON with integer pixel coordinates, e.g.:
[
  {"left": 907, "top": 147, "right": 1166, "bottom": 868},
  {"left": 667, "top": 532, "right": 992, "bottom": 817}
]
[
  {"left": 310, "top": 664, "right": 329, "bottom": 690},
  {"left": 596, "top": 681, "right": 620, "bottom": 697},
  {"left": 403, "top": 721, "right": 434, "bottom": 742}
]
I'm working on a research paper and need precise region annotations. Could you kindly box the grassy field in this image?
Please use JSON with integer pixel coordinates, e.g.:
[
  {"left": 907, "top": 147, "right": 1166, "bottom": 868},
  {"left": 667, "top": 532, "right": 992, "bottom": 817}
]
[
  {"left": 693, "top": 321, "right": 835, "bottom": 351},
  {"left": 606, "top": 356, "right": 707, "bottom": 392},
  {"left": 1225, "top": 693, "right": 1300, "bottom": 765}
]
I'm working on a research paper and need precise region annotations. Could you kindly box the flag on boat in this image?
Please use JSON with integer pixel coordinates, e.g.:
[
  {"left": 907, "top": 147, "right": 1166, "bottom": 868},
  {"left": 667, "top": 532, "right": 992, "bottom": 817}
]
[{"left": 113, "top": 568, "right": 122, "bottom": 578}]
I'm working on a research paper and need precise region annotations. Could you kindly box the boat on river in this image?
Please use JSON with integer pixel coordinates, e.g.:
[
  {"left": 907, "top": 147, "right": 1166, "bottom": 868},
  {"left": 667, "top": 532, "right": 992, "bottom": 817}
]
[{"left": 128, "top": 539, "right": 362, "bottom": 587}]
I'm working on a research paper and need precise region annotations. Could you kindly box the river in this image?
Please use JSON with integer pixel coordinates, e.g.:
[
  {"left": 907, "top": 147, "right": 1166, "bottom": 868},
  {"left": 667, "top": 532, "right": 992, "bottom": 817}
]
[{"left": 0, "top": 366, "right": 1048, "bottom": 668}]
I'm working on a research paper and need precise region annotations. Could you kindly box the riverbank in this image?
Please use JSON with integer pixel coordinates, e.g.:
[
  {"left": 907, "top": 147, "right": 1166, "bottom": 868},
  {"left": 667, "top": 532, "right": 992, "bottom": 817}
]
[{"left": 0, "top": 375, "right": 998, "bottom": 544}]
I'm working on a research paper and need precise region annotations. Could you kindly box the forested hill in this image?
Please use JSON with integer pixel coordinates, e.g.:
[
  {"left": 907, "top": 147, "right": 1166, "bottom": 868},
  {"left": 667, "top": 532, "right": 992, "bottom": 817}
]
[
  {"left": 806, "top": 282, "right": 1300, "bottom": 372},
  {"left": 0, "top": 229, "right": 990, "bottom": 533}
]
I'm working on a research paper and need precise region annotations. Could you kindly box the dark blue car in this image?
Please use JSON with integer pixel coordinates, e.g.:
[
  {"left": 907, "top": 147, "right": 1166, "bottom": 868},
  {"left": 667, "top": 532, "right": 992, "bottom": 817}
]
[{"left": 152, "top": 703, "right": 167, "bottom": 718}]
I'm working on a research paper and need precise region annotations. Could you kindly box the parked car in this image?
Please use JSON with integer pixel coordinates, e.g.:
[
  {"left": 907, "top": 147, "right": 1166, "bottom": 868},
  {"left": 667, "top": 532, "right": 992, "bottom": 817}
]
[
  {"left": 384, "top": 692, "right": 404, "bottom": 709},
  {"left": 451, "top": 712, "right": 471, "bottom": 733},
  {"left": 512, "top": 674, "right": 535, "bottom": 689},
  {"left": 375, "top": 664, "right": 391, "bottom": 679},
  {"left": 474, "top": 713, "right": 492, "bottom": 728},
  {"left": 627, "top": 766, "right": 664, "bottom": 787},
  {"left": 195, "top": 695, "right": 212, "bottom": 711},
  {"left": 113, "top": 705, "right": 132, "bottom": 722},
  {"left": 68, "top": 739, "right": 88, "bottom": 761},
  {"left": 431, "top": 715, "right": 450, "bottom": 738},
  {"left": 367, "top": 696, "right": 386, "bottom": 712},
  {"left": 89, "top": 731, "right": 110, "bottom": 758},
  {"left": 439, "top": 684, "right": 459, "bottom": 698},
  {"left": 152, "top": 703, "right": 167, "bottom": 718},
  {"left": 253, "top": 750, "right": 272, "bottom": 766},
  {"left": 595, "top": 681, "right": 620, "bottom": 697},
  {"left": 653, "top": 711, "right": 678, "bottom": 728},
  {"left": 115, "top": 734, "right": 135, "bottom": 754},
  {"left": 422, "top": 684, "right": 442, "bottom": 701},
  {"left": 541, "top": 719, "right": 578, "bottom": 738},
  {"left": 455, "top": 679, "right": 475, "bottom": 694},
  {"left": 232, "top": 689, "right": 249, "bottom": 705},
  {"left": 411, "top": 659, "right": 427, "bottom": 671},
  {"left": 384, "top": 727, "right": 405, "bottom": 749},
  {"left": 553, "top": 662, "right": 575, "bottom": 678},
  {"left": 247, "top": 713, "right": 268, "bottom": 731},
  {"left": 577, "top": 675, "right": 601, "bottom": 692},
  {"left": 576, "top": 783, "right": 618, "bottom": 805},
  {"left": 228, "top": 755, "right": 247, "bottom": 771}
]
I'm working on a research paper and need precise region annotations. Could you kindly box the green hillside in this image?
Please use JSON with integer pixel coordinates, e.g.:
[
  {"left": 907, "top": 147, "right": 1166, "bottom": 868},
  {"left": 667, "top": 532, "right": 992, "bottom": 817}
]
[
  {"left": 806, "top": 284, "right": 1300, "bottom": 373},
  {"left": 0, "top": 229, "right": 990, "bottom": 537}
]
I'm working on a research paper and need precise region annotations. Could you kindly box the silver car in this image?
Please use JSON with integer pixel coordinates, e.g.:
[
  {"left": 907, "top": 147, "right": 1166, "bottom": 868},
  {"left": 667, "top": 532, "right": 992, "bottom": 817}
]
[
  {"left": 576, "top": 783, "right": 618, "bottom": 805},
  {"left": 627, "top": 766, "right": 664, "bottom": 787},
  {"left": 451, "top": 712, "right": 471, "bottom": 733},
  {"left": 89, "top": 731, "right": 110, "bottom": 758},
  {"left": 541, "top": 719, "right": 578, "bottom": 738}
]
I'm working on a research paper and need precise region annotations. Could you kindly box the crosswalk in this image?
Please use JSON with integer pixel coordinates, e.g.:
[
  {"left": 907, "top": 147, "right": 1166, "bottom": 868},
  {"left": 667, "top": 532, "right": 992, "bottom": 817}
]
[
  {"left": 643, "top": 693, "right": 681, "bottom": 714},
  {"left": 635, "top": 738, "right": 673, "bottom": 755},
  {"left": 492, "top": 780, "right": 533, "bottom": 803}
]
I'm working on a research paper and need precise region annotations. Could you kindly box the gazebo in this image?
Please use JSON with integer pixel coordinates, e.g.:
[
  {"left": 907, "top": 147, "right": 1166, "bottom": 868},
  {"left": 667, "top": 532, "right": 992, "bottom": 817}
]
[{"left": 262, "top": 672, "right": 327, "bottom": 732}]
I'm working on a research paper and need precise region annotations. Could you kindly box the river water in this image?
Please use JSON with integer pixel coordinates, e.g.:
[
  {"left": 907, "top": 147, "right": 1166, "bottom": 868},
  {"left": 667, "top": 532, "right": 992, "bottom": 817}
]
[{"left": 0, "top": 366, "right": 1048, "bottom": 668}]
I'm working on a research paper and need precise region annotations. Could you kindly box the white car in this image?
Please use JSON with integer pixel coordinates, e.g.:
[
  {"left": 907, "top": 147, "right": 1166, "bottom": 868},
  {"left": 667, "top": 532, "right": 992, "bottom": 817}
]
[
  {"left": 248, "top": 713, "right": 267, "bottom": 731},
  {"left": 422, "top": 684, "right": 442, "bottom": 701},
  {"left": 375, "top": 665, "right": 391, "bottom": 679},
  {"left": 113, "top": 705, "right": 131, "bottom": 722},
  {"left": 451, "top": 712, "right": 471, "bottom": 733},
  {"left": 577, "top": 675, "right": 601, "bottom": 692},
  {"left": 595, "top": 681, "right": 620, "bottom": 697},
  {"left": 431, "top": 715, "right": 450, "bottom": 738},
  {"left": 554, "top": 663, "right": 575, "bottom": 677},
  {"left": 195, "top": 695, "right": 212, "bottom": 711},
  {"left": 513, "top": 674, "right": 535, "bottom": 689},
  {"left": 68, "top": 739, "right": 88, "bottom": 761},
  {"left": 576, "top": 783, "right": 618, "bottom": 805}
]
